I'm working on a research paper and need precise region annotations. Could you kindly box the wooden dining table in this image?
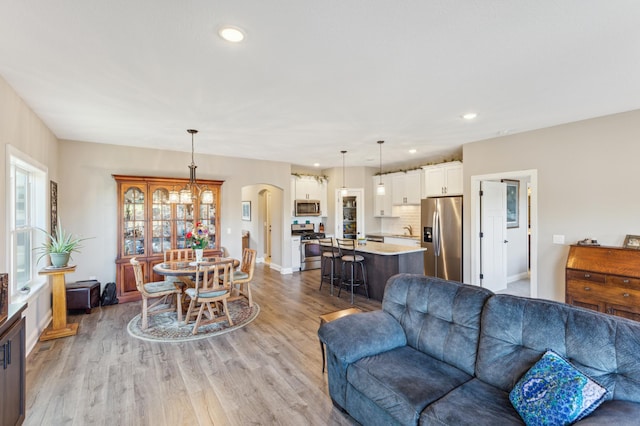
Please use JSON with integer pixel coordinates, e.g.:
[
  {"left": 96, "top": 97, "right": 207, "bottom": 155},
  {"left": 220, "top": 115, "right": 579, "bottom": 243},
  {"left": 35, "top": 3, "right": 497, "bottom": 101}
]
[
  {"left": 153, "top": 257, "right": 240, "bottom": 290},
  {"left": 153, "top": 257, "right": 240, "bottom": 317}
]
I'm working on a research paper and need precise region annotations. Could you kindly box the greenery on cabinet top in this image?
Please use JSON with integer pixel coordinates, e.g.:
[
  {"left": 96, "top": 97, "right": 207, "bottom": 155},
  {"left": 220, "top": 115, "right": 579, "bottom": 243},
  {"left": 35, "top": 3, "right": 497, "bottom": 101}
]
[
  {"left": 375, "top": 158, "right": 462, "bottom": 176},
  {"left": 291, "top": 173, "right": 328, "bottom": 183}
]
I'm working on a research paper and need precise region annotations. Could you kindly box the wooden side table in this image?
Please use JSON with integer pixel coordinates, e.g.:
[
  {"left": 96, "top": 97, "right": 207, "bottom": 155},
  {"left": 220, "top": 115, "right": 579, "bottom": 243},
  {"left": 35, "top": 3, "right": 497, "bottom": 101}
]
[
  {"left": 319, "top": 307, "right": 362, "bottom": 373},
  {"left": 38, "top": 265, "right": 78, "bottom": 341}
]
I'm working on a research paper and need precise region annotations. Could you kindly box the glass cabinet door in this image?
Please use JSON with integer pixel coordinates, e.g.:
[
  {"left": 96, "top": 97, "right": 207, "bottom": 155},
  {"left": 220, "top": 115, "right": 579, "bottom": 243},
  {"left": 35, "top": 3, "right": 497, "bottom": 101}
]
[
  {"left": 176, "top": 203, "right": 195, "bottom": 249},
  {"left": 199, "top": 193, "right": 217, "bottom": 249},
  {"left": 151, "top": 187, "right": 172, "bottom": 255},
  {"left": 123, "top": 186, "right": 145, "bottom": 256}
]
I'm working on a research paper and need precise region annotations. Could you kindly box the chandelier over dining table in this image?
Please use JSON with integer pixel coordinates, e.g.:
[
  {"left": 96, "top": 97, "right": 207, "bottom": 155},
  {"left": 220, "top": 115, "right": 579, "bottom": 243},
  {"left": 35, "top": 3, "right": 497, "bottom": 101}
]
[{"left": 169, "top": 129, "right": 214, "bottom": 204}]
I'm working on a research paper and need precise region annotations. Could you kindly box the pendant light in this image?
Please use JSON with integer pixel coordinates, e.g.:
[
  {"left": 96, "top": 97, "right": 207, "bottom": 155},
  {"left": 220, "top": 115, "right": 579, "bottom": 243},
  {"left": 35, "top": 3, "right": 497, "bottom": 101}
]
[
  {"left": 341, "top": 150, "right": 348, "bottom": 196},
  {"left": 377, "top": 140, "right": 385, "bottom": 195},
  {"left": 169, "top": 129, "right": 214, "bottom": 204}
]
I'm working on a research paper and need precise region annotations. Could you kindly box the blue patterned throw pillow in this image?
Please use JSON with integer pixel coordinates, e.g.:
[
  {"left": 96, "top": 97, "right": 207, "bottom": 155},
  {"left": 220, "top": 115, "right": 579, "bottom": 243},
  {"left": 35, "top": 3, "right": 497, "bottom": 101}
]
[{"left": 509, "top": 350, "right": 608, "bottom": 426}]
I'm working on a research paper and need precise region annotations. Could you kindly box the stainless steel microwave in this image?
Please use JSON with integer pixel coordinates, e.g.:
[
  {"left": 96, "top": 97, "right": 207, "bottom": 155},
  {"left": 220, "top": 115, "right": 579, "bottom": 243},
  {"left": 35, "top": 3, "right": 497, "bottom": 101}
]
[{"left": 295, "top": 200, "right": 321, "bottom": 216}]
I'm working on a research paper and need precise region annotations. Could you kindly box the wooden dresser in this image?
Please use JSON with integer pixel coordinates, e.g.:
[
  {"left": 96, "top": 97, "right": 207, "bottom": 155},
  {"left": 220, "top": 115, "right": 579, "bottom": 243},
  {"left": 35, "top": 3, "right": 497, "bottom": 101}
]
[
  {"left": 565, "top": 245, "right": 640, "bottom": 321},
  {"left": 1, "top": 301, "right": 27, "bottom": 426}
]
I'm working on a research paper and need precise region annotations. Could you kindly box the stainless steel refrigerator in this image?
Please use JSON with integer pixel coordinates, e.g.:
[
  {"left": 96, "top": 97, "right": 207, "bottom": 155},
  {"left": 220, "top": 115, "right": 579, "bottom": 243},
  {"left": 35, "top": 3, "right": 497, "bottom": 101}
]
[{"left": 421, "top": 196, "right": 463, "bottom": 281}]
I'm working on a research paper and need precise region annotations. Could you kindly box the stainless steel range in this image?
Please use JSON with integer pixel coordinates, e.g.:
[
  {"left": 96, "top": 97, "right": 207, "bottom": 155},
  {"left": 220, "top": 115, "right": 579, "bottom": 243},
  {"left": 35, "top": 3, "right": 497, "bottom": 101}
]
[{"left": 292, "top": 223, "right": 326, "bottom": 271}]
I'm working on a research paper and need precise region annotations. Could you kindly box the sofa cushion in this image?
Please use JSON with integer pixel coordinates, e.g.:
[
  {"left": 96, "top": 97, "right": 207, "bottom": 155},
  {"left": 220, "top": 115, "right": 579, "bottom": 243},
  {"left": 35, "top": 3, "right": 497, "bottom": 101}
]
[
  {"left": 383, "top": 274, "right": 494, "bottom": 376},
  {"left": 476, "top": 294, "right": 640, "bottom": 404},
  {"left": 574, "top": 400, "right": 640, "bottom": 425},
  {"left": 419, "top": 378, "right": 523, "bottom": 426},
  {"left": 509, "top": 350, "right": 607, "bottom": 425},
  {"left": 347, "top": 345, "right": 473, "bottom": 425}
]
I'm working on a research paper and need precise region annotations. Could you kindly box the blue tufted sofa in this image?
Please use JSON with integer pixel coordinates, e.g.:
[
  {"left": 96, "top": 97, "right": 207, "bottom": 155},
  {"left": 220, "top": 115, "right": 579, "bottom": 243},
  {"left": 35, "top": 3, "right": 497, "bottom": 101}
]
[{"left": 318, "top": 273, "right": 640, "bottom": 425}]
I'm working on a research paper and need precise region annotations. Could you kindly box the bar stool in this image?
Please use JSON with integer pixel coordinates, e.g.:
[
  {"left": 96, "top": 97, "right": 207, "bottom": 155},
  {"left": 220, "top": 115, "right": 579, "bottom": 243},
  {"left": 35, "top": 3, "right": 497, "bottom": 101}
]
[
  {"left": 337, "top": 238, "right": 369, "bottom": 304},
  {"left": 319, "top": 237, "right": 341, "bottom": 295}
]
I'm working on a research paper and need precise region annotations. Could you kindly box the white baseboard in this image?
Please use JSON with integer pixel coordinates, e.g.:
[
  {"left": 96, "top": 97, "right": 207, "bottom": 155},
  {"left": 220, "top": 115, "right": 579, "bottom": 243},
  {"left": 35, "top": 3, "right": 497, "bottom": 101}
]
[{"left": 508, "top": 271, "right": 530, "bottom": 284}]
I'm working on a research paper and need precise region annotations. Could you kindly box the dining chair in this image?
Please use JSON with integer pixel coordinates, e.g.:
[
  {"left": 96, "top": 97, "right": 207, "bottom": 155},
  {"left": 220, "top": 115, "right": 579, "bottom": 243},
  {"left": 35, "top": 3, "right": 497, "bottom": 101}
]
[
  {"left": 130, "top": 257, "right": 183, "bottom": 329},
  {"left": 229, "top": 248, "right": 257, "bottom": 307},
  {"left": 184, "top": 259, "right": 235, "bottom": 334},
  {"left": 163, "top": 248, "right": 194, "bottom": 262},
  {"left": 163, "top": 248, "right": 195, "bottom": 287},
  {"left": 336, "top": 239, "right": 369, "bottom": 304},
  {"left": 319, "top": 237, "right": 340, "bottom": 295}
]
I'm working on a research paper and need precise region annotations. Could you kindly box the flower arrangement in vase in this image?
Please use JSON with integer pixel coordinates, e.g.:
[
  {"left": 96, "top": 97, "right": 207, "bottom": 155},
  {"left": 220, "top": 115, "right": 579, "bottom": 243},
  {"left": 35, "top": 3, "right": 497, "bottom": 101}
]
[{"left": 186, "top": 222, "right": 210, "bottom": 261}]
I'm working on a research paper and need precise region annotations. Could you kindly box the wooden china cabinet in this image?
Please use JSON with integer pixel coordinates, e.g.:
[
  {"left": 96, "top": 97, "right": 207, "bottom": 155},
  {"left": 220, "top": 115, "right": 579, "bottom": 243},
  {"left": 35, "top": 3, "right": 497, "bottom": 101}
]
[{"left": 114, "top": 175, "right": 223, "bottom": 303}]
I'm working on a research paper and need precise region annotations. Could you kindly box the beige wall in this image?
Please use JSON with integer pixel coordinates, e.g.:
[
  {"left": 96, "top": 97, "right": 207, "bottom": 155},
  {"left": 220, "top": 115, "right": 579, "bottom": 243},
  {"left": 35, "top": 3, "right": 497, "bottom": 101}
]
[
  {"left": 463, "top": 109, "right": 640, "bottom": 301},
  {"left": 57, "top": 140, "right": 293, "bottom": 283},
  {"left": 5, "top": 67, "right": 640, "bottom": 345},
  {"left": 0, "top": 76, "right": 59, "bottom": 274},
  {"left": 0, "top": 75, "right": 60, "bottom": 351}
]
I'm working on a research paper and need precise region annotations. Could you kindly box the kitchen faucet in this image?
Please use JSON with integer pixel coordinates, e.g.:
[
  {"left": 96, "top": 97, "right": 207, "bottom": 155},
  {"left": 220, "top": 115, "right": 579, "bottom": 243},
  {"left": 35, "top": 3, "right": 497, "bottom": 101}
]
[{"left": 403, "top": 225, "right": 413, "bottom": 236}]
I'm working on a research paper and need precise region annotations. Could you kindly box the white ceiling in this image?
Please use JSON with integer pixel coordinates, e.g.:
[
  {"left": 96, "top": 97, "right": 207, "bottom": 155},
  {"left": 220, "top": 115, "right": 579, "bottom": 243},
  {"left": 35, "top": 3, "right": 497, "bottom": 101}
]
[{"left": 1, "top": 1, "right": 640, "bottom": 169}]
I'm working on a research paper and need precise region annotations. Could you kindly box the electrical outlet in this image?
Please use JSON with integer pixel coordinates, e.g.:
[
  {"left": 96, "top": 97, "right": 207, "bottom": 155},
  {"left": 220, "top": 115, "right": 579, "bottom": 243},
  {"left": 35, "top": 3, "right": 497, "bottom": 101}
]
[
  {"left": 552, "top": 235, "right": 565, "bottom": 244},
  {"left": 89, "top": 275, "right": 96, "bottom": 280}
]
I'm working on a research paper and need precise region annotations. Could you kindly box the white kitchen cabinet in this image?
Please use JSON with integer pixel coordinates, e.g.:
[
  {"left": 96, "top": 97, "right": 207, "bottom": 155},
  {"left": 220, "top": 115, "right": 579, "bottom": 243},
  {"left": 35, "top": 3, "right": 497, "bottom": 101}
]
[
  {"left": 384, "top": 236, "right": 421, "bottom": 247},
  {"left": 422, "top": 161, "right": 463, "bottom": 197},
  {"left": 372, "top": 175, "right": 397, "bottom": 217},
  {"left": 391, "top": 170, "right": 422, "bottom": 205},
  {"left": 291, "top": 175, "right": 328, "bottom": 215}
]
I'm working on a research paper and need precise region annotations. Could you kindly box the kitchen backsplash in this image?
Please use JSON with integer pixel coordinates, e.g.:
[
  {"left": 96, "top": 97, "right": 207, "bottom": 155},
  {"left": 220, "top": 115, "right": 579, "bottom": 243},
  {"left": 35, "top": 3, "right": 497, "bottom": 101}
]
[
  {"left": 292, "top": 216, "right": 324, "bottom": 231},
  {"left": 294, "top": 205, "right": 421, "bottom": 236},
  {"left": 380, "top": 205, "right": 420, "bottom": 236}
]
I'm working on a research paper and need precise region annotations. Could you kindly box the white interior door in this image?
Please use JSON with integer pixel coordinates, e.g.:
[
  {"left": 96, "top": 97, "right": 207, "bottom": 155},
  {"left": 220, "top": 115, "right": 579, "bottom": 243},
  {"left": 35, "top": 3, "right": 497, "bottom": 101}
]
[{"left": 480, "top": 181, "right": 508, "bottom": 292}]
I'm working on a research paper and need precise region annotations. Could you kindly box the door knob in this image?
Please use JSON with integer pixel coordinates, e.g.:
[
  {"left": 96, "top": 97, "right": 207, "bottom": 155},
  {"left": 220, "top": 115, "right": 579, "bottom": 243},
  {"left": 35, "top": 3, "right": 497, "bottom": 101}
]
[{"left": 504, "top": 240, "right": 509, "bottom": 243}]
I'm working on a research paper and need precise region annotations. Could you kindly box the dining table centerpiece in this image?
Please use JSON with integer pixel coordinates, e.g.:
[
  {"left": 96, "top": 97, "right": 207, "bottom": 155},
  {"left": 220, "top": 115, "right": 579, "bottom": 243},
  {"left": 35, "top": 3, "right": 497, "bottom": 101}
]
[{"left": 186, "top": 222, "right": 210, "bottom": 262}]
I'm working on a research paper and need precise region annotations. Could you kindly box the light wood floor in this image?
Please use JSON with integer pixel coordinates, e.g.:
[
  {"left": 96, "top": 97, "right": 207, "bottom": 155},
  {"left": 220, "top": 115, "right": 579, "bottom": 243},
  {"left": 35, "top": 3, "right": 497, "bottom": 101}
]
[{"left": 24, "top": 264, "right": 382, "bottom": 426}]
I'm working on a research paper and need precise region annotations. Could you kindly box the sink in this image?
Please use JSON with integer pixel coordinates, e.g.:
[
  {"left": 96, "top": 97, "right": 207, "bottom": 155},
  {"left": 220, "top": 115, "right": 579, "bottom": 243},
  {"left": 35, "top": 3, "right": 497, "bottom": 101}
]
[{"left": 391, "top": 234, "right": 418, "bottom": 239}]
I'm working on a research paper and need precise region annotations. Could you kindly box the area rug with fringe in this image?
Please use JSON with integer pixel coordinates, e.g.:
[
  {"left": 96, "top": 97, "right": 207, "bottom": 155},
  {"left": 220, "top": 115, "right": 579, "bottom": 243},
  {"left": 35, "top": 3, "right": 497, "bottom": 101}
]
[{"left": 127, "top": 299, "right": 260, "bottom": 343}]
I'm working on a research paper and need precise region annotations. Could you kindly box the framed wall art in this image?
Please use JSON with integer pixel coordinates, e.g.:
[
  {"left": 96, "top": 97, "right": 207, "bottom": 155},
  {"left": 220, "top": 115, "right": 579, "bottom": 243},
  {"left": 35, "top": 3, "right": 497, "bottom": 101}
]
[
  {"left": 502, "top": 179, "right": 519, "bottom": 228},
  {"left": 50, "top": 180, "right": 58, "bottom": 236},
  {"left": 241, "top": 201, "right": 251, "bottom": 221},
  {"left": 623, "top": 235, "right": 640, "bottom": 249}
]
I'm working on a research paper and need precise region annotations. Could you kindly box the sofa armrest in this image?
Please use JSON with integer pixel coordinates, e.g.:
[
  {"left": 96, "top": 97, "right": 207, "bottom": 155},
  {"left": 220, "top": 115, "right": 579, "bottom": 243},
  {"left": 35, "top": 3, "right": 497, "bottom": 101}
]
[{"left": 318, "top": 310, "right": 407, "bottom": 364}]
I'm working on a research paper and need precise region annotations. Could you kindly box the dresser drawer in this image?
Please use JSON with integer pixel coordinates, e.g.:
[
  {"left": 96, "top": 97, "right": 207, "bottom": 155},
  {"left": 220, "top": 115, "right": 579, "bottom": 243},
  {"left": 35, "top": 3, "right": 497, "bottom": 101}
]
[
  {"left": 566, "top": 269, "right": 606, "bottom": 283},
  {"left": 606, "top": 275, "right": 640, "bottom": 289},
  {"left": 598, "top": 285, "right": 640, "bottom": 305},
  {"left": 567, "top": 280, "right": 605, "bottom": 296}
]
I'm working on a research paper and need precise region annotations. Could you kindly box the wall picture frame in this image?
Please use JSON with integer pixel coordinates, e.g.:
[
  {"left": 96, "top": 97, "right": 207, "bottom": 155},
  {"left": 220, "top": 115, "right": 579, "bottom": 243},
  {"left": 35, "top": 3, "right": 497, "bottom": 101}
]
[
  {"left": 241, "top": 201, "right": 251, "bottom": 221},
  {"left": 623, "top": 234, "right": 640, "bottom": 249},
  {"left": 50, "top": 180, "right": 58, "bottom": 236},
  {"left": 502, "top": 179, "right": 519, "bottom": 228}
]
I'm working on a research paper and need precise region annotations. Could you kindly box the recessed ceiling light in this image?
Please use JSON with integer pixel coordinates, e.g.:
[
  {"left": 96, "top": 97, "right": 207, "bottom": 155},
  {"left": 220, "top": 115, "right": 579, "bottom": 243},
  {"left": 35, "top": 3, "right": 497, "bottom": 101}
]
[
  {"left": 313, "top": 163, "right": 320, "bottom": 167},
  {"left": 219, "top": 26, "right": 245, "bottom": 43},
  {"left": 462, "top": 112, "right": 478, "bottom": 120},
  {"left": 409, "top": 149, "right": 417, "bottom": 154}
]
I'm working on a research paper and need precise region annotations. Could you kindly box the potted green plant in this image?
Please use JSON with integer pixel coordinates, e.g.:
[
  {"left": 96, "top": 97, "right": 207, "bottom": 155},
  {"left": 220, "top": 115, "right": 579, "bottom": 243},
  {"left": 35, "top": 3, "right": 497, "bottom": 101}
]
[{"left": 35, "top": 219, "right": 92, "bottom": 268}]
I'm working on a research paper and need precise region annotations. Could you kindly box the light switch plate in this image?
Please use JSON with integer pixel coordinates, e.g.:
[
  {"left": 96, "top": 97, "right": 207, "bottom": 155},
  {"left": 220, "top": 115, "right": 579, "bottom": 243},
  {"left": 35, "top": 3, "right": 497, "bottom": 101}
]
[{"left": 553, "top": 234, "right": 565, "bottom": 244}]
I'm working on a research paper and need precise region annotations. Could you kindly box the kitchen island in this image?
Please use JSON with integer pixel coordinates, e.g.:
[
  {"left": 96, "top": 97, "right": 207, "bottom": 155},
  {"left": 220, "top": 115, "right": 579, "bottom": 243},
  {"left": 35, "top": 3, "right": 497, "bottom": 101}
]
[{"left": 339, "top": 241, "right": 425, "bottom": 302}]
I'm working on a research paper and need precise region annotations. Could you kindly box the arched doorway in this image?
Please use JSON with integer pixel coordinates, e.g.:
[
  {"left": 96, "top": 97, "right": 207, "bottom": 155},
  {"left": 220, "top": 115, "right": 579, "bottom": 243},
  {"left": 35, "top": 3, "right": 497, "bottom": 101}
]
[{"left": 241, "top": 184, "right": 284, "bottom": 269}]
